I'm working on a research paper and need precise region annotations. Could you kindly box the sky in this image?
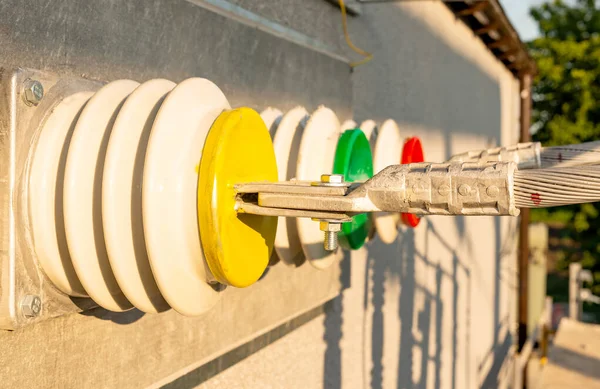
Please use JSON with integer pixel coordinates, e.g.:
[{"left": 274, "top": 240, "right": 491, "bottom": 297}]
[{"left": 501, "top": 0, "right": 576, "bottom": 41}]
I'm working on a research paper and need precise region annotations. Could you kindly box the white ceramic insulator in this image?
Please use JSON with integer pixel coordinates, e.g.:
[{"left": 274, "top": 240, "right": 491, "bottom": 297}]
[
  {"left": 269, "top": 106, "right": 309, "bottom": 267},
  {"left": 295, "top": 106, "right": 343, "bottom": 270},
  {"left": 370, "top": 119, "right": 402, "bottom": 244},
  {"left": 29, "top": 78, "right": 230, "bottom": 315}
]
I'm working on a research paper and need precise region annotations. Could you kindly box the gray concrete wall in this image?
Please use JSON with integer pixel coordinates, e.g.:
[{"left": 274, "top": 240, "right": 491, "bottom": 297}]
[{"left": 0, "top": 1, "right": 521, "bottom": 388}]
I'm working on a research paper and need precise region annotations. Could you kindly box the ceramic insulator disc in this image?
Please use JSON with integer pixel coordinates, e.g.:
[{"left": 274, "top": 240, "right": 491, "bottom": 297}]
[
  {"left": 358, "top": 120, "right": 379, "bottom": 242},
  {"left": 296, "top": 106, "right": 343, "bottom": 269},
  {"left": 63, "top": 80, "right": 139, "bottom": 311},
  {"left": 359, "top": 119, "right": 378, "bottom": 150},
  {"left": 29, "top": 91, "right": 93, "bottom": 297},
  {"left": 143, "top": 78, "right": 230, "bottom": 316},
  {"left": 102, "top": 79, "right": 175, "bottom": 313},
  {"left": 32, "top": 77, "right": 235, "bottom": 315},
  {"left": 341, "top": 119, "right": 357, "bottom": 132},
  {"left": 372, "top": 119, "right": 402, "bottom": 243},
  {"left": 260, "top": 107, "right": 283, "bottom": 138},
  {"left": 271, "top": 107, "right": 310, "bottom": 267}
]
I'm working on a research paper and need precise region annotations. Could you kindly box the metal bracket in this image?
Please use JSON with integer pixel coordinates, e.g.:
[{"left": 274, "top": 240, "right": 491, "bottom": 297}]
[
  {"left": 0, "top": 67, "right": 102, "bottom": 329},
  {"left": 235, "top": 180, "right": 355, "bottom": 221}
]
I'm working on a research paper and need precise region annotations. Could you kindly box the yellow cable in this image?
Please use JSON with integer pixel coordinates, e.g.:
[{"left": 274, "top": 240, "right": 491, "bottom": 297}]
[{"left": 339, "top": 0, "right": 373, "bottom": 68}]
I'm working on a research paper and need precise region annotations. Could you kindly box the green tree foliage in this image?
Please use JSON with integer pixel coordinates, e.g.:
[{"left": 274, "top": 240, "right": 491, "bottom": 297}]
[{"left": 529, "top": 0, "right": 600, "bottom": 297}]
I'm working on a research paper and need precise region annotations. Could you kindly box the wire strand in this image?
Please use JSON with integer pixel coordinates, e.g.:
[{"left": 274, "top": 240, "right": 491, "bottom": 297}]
[
  {"left": 540, "top": 141, "right": 600, "bottom": 168},
  {"left": 514, "top": 166, "right": 600, "bottom": 208},
  {"left": 339, "top": 0, "right": 373, "bottom": 67}
]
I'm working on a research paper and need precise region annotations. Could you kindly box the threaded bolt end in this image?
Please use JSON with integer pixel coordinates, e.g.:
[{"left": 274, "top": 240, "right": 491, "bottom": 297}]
[{"left": 324, "top": 231, "right": 338, "bottom": 251}]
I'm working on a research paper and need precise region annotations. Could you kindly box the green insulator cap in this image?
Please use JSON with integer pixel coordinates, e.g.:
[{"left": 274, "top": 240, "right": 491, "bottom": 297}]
[{"left": 333, "top": 129, "right": 374, "bottom": 250}]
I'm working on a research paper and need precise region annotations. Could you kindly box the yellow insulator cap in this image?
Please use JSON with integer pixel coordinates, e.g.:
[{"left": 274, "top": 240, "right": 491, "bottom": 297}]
[{"left": 198, "top": 107, "right": 278, "bottom": 287}]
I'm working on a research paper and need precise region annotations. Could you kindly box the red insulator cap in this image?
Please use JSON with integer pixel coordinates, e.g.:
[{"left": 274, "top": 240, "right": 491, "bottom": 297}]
[{"left": 400, "top": 137, "right": 424, "bottom": 228}]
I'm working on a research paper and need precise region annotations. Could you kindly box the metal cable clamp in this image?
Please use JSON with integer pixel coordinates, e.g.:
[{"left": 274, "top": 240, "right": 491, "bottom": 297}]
[
  {"left": 450, "top": 142, "right": 541, "bottom": 170},
  {"left": 235, "top": 161, "right": 519, "bottom": 220}
]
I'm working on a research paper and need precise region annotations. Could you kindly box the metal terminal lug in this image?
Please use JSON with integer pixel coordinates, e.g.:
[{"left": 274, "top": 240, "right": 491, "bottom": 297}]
[{"left": 237, "top": 161, "right": 519, "bottom": 218}]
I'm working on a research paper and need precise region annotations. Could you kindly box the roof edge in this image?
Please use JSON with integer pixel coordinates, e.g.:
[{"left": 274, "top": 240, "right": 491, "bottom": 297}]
[{"left": 446, "top": 0, "right": 537, "bottom": 76}]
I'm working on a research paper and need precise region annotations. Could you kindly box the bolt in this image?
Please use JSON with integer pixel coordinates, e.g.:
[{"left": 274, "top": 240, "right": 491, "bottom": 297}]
[
  {"left": 458, "top": 184, "right": 471, "bottom": 196},
  {"left": 486, "top": 185, "right": 500, "bottom": 197},
  {"left": 21, "top": 295, "right": 41, "bottom": 318},
  {"left": 321, "top": 174, "right": 344, "bottom": 185},
  {"left": 319, "top": 221, "right": 342, "bottom": 251},
  {"left": 324, "top": 231, "right": 338, "bottom": 251},
  {"left": 438, "top": 184, "right": 451, "bottom": 196},
  {"left": 22, "top": 79, "right": 44, "bottom": 106},
  {"left": 412, "top": 183, "right": 426, "bottom": 194}
]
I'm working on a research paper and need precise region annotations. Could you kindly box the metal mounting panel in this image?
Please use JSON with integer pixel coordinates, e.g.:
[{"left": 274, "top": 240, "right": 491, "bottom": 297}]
[{"left": 0, "top": 67, "right": 102, "bottom": 329}]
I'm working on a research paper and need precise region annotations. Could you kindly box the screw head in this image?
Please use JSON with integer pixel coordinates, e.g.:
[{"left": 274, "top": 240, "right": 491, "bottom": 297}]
[
  {"left": 21, "top": 295, "right": 42, "bottom": 318},
  {"left": 321, "top": 174, "right": 344, "bottom": 185},
  {"left": 22, "top": 79, "right": 44, "bottom": 106}
]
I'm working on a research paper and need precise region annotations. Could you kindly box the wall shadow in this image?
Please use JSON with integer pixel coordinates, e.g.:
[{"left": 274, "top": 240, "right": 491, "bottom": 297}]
[
  {"left": 324, "top": 249, "right": 352, "bottom": 389},
  {"left": 369, "top": 237, "right": 386, "bottom": 389},
  {"left": 547, "top": 345, "right": 600, "bottom": 380},
  {"left": 362, "top": 220, "right": 471, "bottom": 389},
  {"left": 478, "top": 216, "right": 517, "bottom": 389},
  {"left": 395, "top": 228, "right": 417, "bottom": 389},
  {"left": 322, "top": 213, "right": 480, "bottom": 389},
  {"left": 345, "top": 3, "right": 507, "bottom": 388},
  {"left": 79, "top": 307, "right": 146, "bottom": 325}
]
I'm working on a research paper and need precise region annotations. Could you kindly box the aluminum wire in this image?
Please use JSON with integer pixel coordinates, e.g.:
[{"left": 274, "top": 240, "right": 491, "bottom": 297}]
[
  {"left": 514, "top": 165, "right": 600, "bottom": 208},
  {"left": 540, "top": 141, "right": 600, "bottom": 168}
]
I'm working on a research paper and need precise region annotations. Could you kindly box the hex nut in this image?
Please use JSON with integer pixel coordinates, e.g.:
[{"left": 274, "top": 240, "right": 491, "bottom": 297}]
[
  {"left": 320, "top": 174, "right": 344, "bottom": 184},
  {"left": 22, "top": 79, "right": 44, "bottom": 106},
  {"left": 319, "top": 221, "right": 342, "bottom": 232},
  {"left": 21, "top": 295, "right": 42, "bottom": 318}
]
